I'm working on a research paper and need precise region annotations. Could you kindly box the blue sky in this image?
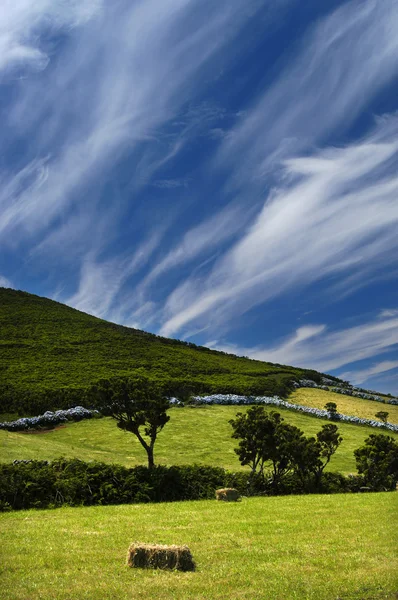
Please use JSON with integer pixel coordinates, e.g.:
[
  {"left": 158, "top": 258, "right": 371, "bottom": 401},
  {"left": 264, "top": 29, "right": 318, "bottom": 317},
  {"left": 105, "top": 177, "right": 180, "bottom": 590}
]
[{"left": 1, "top": 0, "right": 398, "bottom": 394}]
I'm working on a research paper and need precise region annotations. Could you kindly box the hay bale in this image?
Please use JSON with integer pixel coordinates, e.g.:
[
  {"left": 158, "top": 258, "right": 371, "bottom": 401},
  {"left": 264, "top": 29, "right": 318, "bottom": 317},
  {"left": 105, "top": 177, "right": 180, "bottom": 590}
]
[
  {"left": 127, "top": 543, "right": 195, "bottom": 571},
  {"left": 215, "top": 487, "right": 241, "bottom": 502}
]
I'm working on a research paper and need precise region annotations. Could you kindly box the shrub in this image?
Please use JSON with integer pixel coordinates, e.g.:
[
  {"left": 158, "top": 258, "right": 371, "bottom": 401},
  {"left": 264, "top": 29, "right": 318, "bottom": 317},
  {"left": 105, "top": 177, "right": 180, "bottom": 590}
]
[
  {"left": 0, "top": 406, "right": 99, "bottom": 432},
  {"left": 0, "top": 460, "right": 228, "bottom": 510},
  {"left": 354, "top": 434, "right": 398, "bottom": 491}
]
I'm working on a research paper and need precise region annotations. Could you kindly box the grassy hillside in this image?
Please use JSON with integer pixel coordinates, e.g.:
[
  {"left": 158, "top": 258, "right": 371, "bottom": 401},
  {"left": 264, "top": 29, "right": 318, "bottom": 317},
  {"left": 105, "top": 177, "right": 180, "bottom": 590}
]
[
  {"left": 1, "top": 494, "right": 397, "bottom": 600},
  {"left": 290, "top": 388, "right": 398, "bottom": 424},
  {"left": 0, "top": 288, "right": 315, "bottom": 412},
  {"left": 2, "top": 405, "right": 396, "bottom": 473}
]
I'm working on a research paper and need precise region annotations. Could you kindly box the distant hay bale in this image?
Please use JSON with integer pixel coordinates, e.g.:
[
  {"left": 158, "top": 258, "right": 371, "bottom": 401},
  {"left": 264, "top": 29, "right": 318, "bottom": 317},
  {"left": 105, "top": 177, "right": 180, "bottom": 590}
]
[
  {"left": 215, "top": 488, "right": 241, "bottom": 502},
  {"left": 127, "top": 543, "right": 195, "bottom": 572}
]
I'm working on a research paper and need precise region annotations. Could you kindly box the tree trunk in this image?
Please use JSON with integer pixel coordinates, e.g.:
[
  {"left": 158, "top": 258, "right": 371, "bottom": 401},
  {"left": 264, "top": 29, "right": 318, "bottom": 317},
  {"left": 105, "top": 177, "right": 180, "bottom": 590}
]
[{"left": 147, "top": 445, "right": 155, "bottom": 469}]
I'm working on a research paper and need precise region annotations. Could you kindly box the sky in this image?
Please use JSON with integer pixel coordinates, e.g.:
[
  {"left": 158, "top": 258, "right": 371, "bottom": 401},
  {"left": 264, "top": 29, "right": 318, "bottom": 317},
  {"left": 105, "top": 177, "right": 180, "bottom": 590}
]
[{"left": 1, "top": 0, "right": 398, "bottom": 394}]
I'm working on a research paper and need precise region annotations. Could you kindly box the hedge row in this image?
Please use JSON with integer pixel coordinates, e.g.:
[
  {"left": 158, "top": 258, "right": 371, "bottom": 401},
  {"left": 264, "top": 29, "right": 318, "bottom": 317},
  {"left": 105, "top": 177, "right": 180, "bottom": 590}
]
[
  {"left": 0, "top": 459, "right": 367, "bottom": 512},
  {"left": 0, "top": 406, "right": 100, "bottom": 432},
  {"left": 297, "top": 379, "right": 398, "bottom": 405}
]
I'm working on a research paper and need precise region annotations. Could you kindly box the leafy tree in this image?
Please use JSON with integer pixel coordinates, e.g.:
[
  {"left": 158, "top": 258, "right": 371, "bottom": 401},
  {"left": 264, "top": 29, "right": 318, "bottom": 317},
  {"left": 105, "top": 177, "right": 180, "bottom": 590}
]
[
  {"left": 267, "top": 421, "right": 310, "bottom": 490},
  {"left": 89, "top": 376, "right": 170, "bottom": 469},
  {"left": 375, "top": 411, "right": 389, "bottom": 424},
  {"left": 286, "top": 434, "right": 320, "bottom": 485},
  {"left": 314, "top": 424, "right": 343, "bottom": 481},
  {"left": 230, "top": 408, "right": 316, "bottom": 490},
  {"left": 229, "top": 406, "right": 278, "bottom": 479},
  {"left": 301, "top": 370, "right": 322, "bottom": 384},
  {"left": 324, "top": 402, "right": 338, "bottom": 420},
  {"left": 230, "top": 408, "right": 344, "bottom": 492},
  {"left": 354, "top": 434, "right": 398, "bottom": 491}
]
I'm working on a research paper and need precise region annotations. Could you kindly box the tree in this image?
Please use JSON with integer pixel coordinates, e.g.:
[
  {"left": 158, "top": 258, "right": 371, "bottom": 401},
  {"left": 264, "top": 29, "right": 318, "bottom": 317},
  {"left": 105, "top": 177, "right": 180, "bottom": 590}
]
[
  {"left": 230, "top": 407, "right": 345, "bottom": 493},
  {"left": 267, "top": 421, "right": 310, "bottom": 490},
  {"left": 314, "top": 424, "right": 343, "bottom": 482},
  {"left": 354, "top": 434, "right": 398, "bottom": 491},
  {"left": 375, "top": 411, "right": 389, "bottom": 424},
  {"left": 324, "top": 402, "right": 338, "bottom": 420},
  {"left": 229, "top": 406, "right": 279, "bottom": 479},
  {"left": 230, "top": 407, "right": 314, "bottom": 490},
  {"left": 301, "top": 370, "right": 322, "bottom": 384},
  {"left": 286, "top": 434, "right": 320, "bottom": 486},
  {"left": 89, "top": 376, "right": 170, "bottom": 469}
]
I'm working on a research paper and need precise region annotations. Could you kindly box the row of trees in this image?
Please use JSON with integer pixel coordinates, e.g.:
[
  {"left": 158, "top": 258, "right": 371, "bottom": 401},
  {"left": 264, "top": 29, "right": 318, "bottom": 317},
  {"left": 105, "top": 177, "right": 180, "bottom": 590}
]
[
  {"left": 230, "top": 407, "right": 342, "bottom": 491},
  {"left": 90, "top": 376, "right": 398, "bottom": 492}
]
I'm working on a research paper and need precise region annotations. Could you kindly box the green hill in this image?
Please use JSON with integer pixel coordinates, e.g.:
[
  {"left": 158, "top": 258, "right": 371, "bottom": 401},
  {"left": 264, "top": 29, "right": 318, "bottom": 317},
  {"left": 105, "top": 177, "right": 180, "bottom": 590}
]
[
  {"left": 0, "top": 288, "right": 329, "bottom": 414},
  {"left": 1, "top": 405, "right": 391, "bottom": 473}
]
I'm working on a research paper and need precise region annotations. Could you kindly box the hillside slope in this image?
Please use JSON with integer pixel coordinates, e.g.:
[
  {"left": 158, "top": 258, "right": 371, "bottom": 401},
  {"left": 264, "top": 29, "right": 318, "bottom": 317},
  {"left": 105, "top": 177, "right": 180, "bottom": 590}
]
[
  {"left": 1, "top": 406, "right": 391, "bottom": 473},
  {"left": 0, "top": 288, "right": 325, "bottom": 412}
]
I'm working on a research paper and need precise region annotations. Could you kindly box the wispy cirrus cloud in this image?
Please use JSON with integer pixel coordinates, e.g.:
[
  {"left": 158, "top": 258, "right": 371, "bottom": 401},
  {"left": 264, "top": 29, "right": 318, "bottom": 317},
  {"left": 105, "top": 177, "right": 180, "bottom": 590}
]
[
  {"left": 0, "top": 275, "right": 13, "bottom": 289},
  {"left": 217, "top": 0, "right": 398, "bottom": 185},
  {"left": 0, "top": 0, "right": 268, "bottom": 313},
  {"left": 67, "top": 232, "right": 163, "bottom": 319},
  {"left": 339, "top": 360, "right": 398, "bottom": 386},
  {"left": 206, "top": 310, "right": 398, "bottom": 377},
  {"left": 0, "top": 0, "right": 102, "bottom": 76},
  {"left": 0, "top": 0, "right": 263, "bottom": 246},
  {"left": 140, "top": 201, "right": 255, "bottom": 293},
  {"left": 157, "top": 0, "right": 398, "bottom": 338},
  {"left": 2, "top": 0, "right": 397, "bottom": 392},
  {"left": 160, "top": 115, "right": 398, "bottom": 337}
]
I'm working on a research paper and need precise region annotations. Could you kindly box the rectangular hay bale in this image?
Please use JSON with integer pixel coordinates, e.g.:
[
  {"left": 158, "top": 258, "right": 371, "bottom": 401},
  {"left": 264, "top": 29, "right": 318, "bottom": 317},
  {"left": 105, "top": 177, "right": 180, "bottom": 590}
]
[
  {"left": 215, "top": 488, "right": 241, "bottom": 502},
  {"left": 127, "top": 543, "right": 195, "bottom": 572}
]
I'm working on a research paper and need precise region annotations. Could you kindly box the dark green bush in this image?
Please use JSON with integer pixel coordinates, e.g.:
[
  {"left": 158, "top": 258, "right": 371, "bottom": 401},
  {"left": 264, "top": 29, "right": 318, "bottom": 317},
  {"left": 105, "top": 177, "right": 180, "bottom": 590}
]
[
  {"left": 0, "top": 460, "right": 229, "bottom": 510},
  {"left": 301, "top": 370, "right": 323, "bottom": 384},
  {"left": 0, "top": 461, "right": 57, "bottom": 510},
  {"left": 0, "top": 458, "right": 371, "bottom": 512}
]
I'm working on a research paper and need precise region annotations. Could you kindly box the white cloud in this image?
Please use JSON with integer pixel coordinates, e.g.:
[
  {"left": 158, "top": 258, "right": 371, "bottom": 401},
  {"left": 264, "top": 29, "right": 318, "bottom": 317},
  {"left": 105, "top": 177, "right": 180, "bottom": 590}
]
[
  {"left": 0, "top": 0, "right": 271, "bottom": 328},
  {"left": 2, "top": 0, "right": 398, "bottom": 370},
  {"left": 67, "top": 232, "right": 162, "bottom": 319},
  {"left": 0, "top": 0, "right": 102, "bottom": 75},
  {"left": 157, "top": 0, "right": 398, "bottom": 338},
  {"left": 160, "top": 116, "right": 398, "bottom": 337},
  {"left": 0, "top": 0, "right": 263, "bottom": 247},
  {"left": 217, "top": 0, "right": 398, "bottom": 185},
  {"left": 140, "top": 201, "right": 254, "bottom": 293},
  {"left": 206, "top": 311, "right": 398, "bottom": 375},
  {"left": 0, "top": 275, "right": 13, "bottom": 289},
  {"left": 339, "top": 360, "right": 398, "bottom": 386},
  {"left": 380, "top": 309, "right": 398, "bottom": 318}
]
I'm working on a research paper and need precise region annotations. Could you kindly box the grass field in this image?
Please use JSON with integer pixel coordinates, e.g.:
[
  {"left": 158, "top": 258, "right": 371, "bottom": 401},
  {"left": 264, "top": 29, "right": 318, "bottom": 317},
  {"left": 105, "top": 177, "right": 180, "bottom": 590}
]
[
  {"left": 2, "top": 405, "right": 397, "bottom": 473},
  {"left": 1, "top": 493, "right": 397, "bottom": 600},
  {"left": 289, "top": 388, "right": 398, "bottom": 424}
]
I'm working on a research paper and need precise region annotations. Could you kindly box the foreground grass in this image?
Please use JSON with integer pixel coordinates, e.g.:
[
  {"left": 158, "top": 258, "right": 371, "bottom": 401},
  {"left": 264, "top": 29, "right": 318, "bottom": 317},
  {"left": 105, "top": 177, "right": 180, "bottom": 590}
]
[
  {"left": 0, "top": 494, "right": 397, "bottom": 600},
  {"left": 290, "top": 388, "right": 398, "bottom": 424},
  {"left": 1, "top": 406, "right": 397, "bottom": 473}
]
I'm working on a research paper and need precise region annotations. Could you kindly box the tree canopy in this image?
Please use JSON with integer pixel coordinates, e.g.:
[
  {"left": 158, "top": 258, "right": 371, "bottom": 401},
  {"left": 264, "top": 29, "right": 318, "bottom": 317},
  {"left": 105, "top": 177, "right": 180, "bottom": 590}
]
[
  {"left": 354, "top": 434, "right": 398, "bottom": 491},
  {"left": 230, "top": 407, "right": 343, "bottom": 491},
  {"left": 89, "top": 375, "right": 170, "bottom": 468}
]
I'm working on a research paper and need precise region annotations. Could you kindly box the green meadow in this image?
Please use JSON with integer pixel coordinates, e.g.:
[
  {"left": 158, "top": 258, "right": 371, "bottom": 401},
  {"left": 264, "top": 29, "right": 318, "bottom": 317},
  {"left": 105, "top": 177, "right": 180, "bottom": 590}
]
[
  {"left": 1, "top": 493, "right": 397, "bottom": 600},
  {"left": 290, "top": 388, "right": 398, "bottom": 424},
  {"left": 2, "top": 405, "right": 397, "bottom": 474},
  {"left": 2, "top": 289, "right": 398, "bottom": 600}
]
